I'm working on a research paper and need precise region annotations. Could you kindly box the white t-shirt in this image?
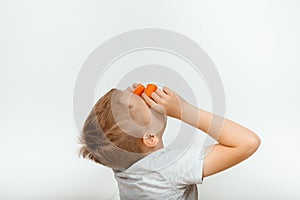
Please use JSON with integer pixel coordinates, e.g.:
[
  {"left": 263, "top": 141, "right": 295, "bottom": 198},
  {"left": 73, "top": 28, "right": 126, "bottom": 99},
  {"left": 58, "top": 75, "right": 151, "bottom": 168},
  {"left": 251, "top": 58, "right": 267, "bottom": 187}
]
[{"left": 113, "top": 146, "right": 207, "bottom": 200}]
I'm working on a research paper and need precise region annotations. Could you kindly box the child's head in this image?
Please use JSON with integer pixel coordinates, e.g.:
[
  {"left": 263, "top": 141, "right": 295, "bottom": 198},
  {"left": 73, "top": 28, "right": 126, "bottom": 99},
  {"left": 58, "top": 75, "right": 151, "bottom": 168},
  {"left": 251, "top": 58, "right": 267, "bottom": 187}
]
[{"left": 78, "top": 87, "right": 167, "bottom": 169}]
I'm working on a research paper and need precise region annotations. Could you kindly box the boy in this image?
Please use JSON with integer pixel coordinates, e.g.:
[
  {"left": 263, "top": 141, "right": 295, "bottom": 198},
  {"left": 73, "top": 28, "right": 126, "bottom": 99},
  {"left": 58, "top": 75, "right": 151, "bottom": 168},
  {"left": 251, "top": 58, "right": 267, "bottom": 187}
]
[{"left": 79, "top": 83, "right": 261, "bottom": 199}]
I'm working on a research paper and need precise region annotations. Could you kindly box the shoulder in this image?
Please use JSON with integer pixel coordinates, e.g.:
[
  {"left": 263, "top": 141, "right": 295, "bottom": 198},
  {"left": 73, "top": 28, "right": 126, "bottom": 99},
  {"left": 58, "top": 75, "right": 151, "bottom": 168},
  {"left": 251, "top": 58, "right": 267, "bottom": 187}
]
[{"left": 159, "top": 146, "right": 206, "bottom": 186}]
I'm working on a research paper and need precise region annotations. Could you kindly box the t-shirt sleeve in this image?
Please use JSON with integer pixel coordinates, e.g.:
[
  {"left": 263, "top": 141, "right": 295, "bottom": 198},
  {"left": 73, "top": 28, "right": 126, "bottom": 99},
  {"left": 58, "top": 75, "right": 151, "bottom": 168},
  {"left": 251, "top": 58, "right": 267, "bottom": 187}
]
[{"left": 161, "top": 146, "right": 207, "bottom": 186}]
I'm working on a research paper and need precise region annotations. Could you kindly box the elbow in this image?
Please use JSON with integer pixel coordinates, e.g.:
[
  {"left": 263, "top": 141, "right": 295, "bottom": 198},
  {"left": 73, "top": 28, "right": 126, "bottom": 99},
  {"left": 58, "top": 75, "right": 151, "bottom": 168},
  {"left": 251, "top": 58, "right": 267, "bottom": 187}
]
[
  {"left": 245, "top": 134, "right": 261, "bottom": 156},
  {"left": 237, "top": 131, "right": 261, "bottom": 157}
]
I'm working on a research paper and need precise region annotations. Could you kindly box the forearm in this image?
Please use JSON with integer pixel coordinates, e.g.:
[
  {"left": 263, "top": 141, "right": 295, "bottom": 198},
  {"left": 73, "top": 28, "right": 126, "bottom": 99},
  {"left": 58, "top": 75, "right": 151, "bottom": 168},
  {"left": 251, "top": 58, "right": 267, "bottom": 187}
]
[
  {"left": 179, "top": 102, "right": 261, "bottom": 148},
  {"left": 140, "top": 84, "right": 260, "bottom": 149}
]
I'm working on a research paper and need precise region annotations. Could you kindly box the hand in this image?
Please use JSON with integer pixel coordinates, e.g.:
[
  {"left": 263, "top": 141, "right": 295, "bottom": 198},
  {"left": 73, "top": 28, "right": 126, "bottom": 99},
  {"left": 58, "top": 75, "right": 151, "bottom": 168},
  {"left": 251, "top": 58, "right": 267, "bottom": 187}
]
[
  {"left": 126, "top": 83, "right": 139, "bottom": 93},
  {"left": 141, "top": 86, "right": 187, "bottom": 119}
]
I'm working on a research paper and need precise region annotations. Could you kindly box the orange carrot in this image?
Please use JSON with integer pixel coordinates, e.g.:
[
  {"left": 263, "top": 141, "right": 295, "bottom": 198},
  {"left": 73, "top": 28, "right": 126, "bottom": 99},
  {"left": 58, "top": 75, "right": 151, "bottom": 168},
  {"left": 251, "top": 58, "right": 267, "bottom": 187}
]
[
  {"left": 145, "top": 84, "right": 158, "bottom": 97},
  {"left": 133, "top": 84, "right": 145, "bottom": 96}
]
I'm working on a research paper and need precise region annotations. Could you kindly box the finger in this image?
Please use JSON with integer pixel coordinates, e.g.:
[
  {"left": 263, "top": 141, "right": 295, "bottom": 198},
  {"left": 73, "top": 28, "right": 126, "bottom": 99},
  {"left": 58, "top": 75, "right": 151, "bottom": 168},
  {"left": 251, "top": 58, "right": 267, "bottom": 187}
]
[
  {"left": 155, "top": 89, "right": 168, "bottom": 98},
  {"left": 132, "top": 83, "right": 140, "bottom": 88},
  {"left": 127, "top": 86, "right": 134, "bottom": 92},
  {"left": 151, "top": 92, "right": 162, "bottom": 104},
  {"left": 162, "top": 86, "right": 172, "bottom": 95},
  {"left": 141, "top": 93, "right": 157, "bottom": 107},
  {"left": 151, "top": 104, "right": 167, "bottom": 115}
]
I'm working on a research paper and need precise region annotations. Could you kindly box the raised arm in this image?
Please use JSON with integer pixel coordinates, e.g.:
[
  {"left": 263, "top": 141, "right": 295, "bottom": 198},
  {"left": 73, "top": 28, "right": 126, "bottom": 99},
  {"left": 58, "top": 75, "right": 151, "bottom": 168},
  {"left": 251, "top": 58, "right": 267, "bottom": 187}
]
[
  {"left": 141, "top": 85, "right": 261, "bottom": 178},
  {"left": 179, "top": 102, "right": 261, "bottom": 177}
]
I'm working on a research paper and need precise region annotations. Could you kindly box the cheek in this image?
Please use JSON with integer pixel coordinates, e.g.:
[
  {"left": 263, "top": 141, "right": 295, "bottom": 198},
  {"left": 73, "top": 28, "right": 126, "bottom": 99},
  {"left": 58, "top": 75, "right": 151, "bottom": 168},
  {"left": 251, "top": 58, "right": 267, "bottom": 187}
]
[
  {"left": 147, "top": 108, "right": 167, "bottom": 134},
  {"left": 129, "top": 107, "right": 151, "bottom": 126}
]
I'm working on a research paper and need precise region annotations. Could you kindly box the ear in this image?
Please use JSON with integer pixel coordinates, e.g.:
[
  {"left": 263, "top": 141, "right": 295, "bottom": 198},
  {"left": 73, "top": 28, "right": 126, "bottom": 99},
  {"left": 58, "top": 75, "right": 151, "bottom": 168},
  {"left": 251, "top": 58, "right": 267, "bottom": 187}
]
[{"left": 142, "top": 133, "right": 159, "bottom": 147}]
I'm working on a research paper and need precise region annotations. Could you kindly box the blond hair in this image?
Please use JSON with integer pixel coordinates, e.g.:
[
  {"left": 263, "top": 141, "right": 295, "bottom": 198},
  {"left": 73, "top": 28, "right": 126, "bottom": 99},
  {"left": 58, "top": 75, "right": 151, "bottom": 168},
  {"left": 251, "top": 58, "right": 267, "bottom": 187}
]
[{"left": 78, "top": 88, "right": 147, "bottom": 170}]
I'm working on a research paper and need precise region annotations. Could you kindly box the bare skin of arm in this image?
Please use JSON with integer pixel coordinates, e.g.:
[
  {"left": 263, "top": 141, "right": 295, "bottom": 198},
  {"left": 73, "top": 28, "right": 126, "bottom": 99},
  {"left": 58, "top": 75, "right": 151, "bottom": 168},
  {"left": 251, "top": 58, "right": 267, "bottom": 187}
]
[{"left": 140, "top": 85, "right": 261, "bottom": 178}]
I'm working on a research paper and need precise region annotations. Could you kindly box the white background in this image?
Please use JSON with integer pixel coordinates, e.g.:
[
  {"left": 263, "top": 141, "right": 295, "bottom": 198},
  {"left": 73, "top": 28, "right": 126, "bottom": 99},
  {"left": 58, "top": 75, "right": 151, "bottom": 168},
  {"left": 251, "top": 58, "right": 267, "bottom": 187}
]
[{"left": 1, "top": 0, "right": 300, "bottom": 199}]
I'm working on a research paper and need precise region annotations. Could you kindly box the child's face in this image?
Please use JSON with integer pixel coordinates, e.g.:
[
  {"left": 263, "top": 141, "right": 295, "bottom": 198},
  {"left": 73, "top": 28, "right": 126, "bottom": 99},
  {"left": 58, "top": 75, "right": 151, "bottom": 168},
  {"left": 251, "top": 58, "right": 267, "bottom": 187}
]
[{"left": 118, "top": 89, "right": 167, "bottom": 137}]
